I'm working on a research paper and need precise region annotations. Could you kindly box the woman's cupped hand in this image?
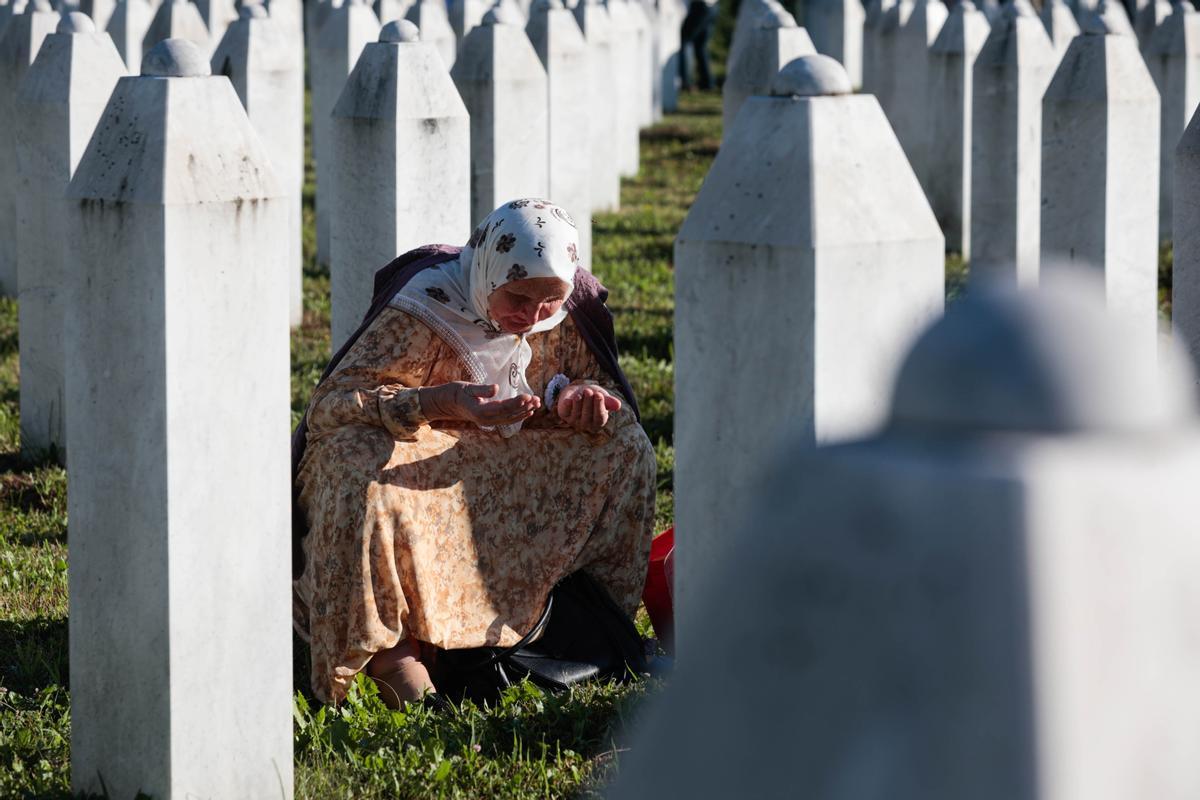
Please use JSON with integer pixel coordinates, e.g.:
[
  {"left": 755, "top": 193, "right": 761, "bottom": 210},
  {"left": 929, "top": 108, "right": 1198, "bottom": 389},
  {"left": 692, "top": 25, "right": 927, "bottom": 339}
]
[
  {"left": 419, "top": 382, "right": 541, "bottom": 427},
  {"left": 556, "top": 384, "right": 621, "bottom": 434}
]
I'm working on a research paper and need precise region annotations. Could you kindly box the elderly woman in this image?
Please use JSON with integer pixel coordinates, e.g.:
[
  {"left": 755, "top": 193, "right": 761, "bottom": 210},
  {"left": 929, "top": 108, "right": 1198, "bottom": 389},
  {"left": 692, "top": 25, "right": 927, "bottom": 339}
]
[{"left": 292, "top": 200, "right": 657, "bottom": 706}]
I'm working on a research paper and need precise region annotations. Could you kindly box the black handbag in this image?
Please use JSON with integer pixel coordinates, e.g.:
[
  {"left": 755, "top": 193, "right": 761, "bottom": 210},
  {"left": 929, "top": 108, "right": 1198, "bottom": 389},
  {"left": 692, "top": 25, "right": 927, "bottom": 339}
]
[{"left": 432, "top": 570, "right": 649, "bottom": 703}]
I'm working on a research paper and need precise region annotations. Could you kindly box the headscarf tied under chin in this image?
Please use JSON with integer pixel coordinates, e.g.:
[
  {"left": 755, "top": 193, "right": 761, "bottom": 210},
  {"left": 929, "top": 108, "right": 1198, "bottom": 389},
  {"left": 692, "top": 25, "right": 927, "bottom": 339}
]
[{"left": 390, "top": 199, "right": 582, "bottom": 436}]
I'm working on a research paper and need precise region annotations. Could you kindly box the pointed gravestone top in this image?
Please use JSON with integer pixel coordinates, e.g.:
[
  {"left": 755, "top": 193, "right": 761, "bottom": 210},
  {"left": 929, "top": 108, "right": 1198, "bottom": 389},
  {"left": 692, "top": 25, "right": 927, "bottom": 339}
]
[
  {"left": 482, "top": 2, "right": 520, "bottom": 24},
  {"left": 890, "top": 275, "right": 1192, "bottom": 433},
  {"left": 770, "top": 53, "right": 852, "bottom": 95},
  {"left": 57, "top": 10, "right": 95, "bottom": 31},
  {"left": 1082, "top": 0, "right": 1134, "bottom": 34},
  {"left": 238, "top": 4, "right": 267, "bottom": 19},
  {"left": 142, "top": 36, "right": 211, "bottom": 75},
  {"left": 379, "top": 18, "right": 418, "bottom": 40},
  {"left": 757, "top": 2, "right": 796, "bottom": 27}
]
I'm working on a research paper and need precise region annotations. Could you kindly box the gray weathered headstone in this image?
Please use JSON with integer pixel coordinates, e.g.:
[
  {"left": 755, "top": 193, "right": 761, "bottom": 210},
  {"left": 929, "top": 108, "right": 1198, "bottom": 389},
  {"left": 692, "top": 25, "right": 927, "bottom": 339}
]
[
  {"left": 527, "top": 0, "right": 592, "bottom": 266},
  {"left": 211, "top": 3, "right": 304, "bottom": 327},
  {"left": 890, "top": 0, "right": 947, "bottom": 191},
  {"left": 1041, "top": 19, "right": 1159, "bottom": 362},
  {"left": 806, "top": 0, "right": 865, "bottom": 86},
  {"left": 451, "top": 5, "right": 548, "bottom": 224},
  {"left": 311, "top": 0, "right": 380, "bottom": 264},
  {"left": 573, "top": 0, "right": 620, "bottom": 211},
  {"left": 722, "top": 3, "right": 815, "bottom": 134},
  {"left": 107, "top": 0, "right": 154, "bottom": 72},
  {"left": 874, "top": 0, "right": 911, "bottom": 121},
  {"left": 329, "top": 21, "right": 469, "bottom": 349},
  {"left": 613, "top": 273, "right": 1200, "bottom": 800},
  {"left": 928, "top": 0, "right": 989, "bottom": 256},
  {"left": 65, "top": 37, "right": 292, "bottom": 800},
  {"left": 674, "top": 55, "right": 944, "bottom": 659},
  {"left": 142, "top": 0, "right": 210, "bottom": 57},
  {"left": 14, "top": 13, "right": 125, "bottom": 459},
  {"left": 403, "top": 0, "right": 454, "bottom": 66},
  {"left": 1041, "top": 0, "right": 1081, "bottom": 57},
  {"left": 1150, "top": 0, "right": 1199, "bottom": 239},
  {"left": 0, "top": 0, "right": 57, "bottom": 296},
  {"left": 969, "top": 0, "right": 1056, "bottom": 287}
]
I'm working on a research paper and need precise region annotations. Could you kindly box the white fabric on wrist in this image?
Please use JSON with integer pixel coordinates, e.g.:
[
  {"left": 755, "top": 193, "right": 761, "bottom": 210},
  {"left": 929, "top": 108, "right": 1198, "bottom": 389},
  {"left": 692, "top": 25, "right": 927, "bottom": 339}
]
[{"left": 545, "top": 373, "right": 570, "bottom": 412}]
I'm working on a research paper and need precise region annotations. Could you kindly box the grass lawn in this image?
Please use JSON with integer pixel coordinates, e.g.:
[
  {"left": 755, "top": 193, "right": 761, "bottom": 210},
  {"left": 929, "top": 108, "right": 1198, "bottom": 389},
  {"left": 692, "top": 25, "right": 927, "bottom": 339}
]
[{"left": 0, "top": 88, "right": 721, "bottom": 799}]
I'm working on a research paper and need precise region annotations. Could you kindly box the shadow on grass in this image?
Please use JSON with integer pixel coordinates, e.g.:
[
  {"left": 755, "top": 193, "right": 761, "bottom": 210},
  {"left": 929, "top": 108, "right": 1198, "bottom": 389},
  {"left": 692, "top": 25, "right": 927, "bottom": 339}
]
[{"left": 0, "top": 617, "right": 68, "bottom": 695}]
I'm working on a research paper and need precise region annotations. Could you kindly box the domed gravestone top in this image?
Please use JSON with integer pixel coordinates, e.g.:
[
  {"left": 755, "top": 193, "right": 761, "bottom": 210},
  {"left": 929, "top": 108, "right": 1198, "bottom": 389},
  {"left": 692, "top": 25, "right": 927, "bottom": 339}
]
[
  {"left": 142, "top": 36, "right": 211, "bottom": 75},
  {"left": 379, "top": 18, "right": 419, "bottom": 40},
  {"left": 769, "top": 52, "right": 852, "bottom": 96}
]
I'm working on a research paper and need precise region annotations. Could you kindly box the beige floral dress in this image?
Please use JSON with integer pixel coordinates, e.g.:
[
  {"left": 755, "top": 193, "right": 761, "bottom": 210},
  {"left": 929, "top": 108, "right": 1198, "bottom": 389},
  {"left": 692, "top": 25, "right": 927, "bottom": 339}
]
[{"left": 293, "top": 306, "right": 657, "bottom": 704}]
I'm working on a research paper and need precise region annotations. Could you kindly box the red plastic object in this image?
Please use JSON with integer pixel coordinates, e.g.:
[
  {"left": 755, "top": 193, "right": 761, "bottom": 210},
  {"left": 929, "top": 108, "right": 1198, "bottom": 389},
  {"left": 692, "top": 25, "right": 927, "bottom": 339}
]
[{"left": 642, "top": 527, "right": 675, "bottom": 655}]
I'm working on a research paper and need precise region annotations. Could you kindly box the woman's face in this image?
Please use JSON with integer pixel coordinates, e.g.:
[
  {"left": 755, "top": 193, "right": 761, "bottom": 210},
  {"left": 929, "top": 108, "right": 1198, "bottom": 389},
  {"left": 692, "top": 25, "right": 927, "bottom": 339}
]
[{"left": 488, "top": 277, "right": 572, "bottom": 334}]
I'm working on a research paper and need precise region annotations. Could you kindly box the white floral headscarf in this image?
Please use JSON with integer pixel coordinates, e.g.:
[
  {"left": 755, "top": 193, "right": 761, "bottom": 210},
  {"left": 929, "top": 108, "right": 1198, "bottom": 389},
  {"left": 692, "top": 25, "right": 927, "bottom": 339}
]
[{"left": 391, "top": 199, "right": 581, "bottom": 436}]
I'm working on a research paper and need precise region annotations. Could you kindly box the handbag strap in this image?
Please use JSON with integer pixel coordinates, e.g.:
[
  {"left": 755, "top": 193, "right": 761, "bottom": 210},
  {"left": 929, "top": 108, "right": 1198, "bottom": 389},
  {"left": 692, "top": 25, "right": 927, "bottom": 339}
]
[{"left": 454, "top": 593, "right": 554, "bottom": 671}]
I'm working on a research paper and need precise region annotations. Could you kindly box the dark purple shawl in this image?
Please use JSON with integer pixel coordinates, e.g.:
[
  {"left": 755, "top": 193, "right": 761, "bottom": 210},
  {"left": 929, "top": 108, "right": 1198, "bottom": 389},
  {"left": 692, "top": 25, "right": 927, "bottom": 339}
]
[{"left": 291, "top": 245, "right": 640, "bottom": 577}]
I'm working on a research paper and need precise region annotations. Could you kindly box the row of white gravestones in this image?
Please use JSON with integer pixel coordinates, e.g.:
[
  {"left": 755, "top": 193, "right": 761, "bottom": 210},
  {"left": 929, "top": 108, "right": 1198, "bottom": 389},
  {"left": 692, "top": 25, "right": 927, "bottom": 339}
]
[
  {"left": 0, "top": 0, "right": 57, "bottom": 296},
  {"left": 673, "top": 55, "right": 945, "bottom": 660},
  {"left": 65, "top": 37, "right": 292, "bottom": 799},
  {"left": 926, "top": 0, "right": 988, "bottom": 257},
  {"left": 211, "top": 1, "right": 304, "bottom": 327},
  {"left": 615, "top": 270, "right": 1200, "bottom": 800},
  {"left": 806, "top": 0, "right": 864, "bottom": 87},
  {"left": 15, "top": 12, "right": 125, "bottom": 457},
  {"left": 329, "top": 20, "right": 469, "bottom": 349},
  {"left": 452, "top": 5, "right": 548, "bottom": 226},
  {"left": 721, "top": 1, "right": 815, "bottom": 136},
  {"left": 1150, "top": 0, "right": 1200, "bottom": 239}
]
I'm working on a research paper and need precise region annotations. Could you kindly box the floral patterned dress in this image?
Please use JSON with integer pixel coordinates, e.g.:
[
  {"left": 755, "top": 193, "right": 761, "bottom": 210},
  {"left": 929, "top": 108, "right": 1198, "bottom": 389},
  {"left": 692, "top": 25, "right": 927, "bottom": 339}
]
[{"left": 293, "top": 306, "right": 657, "bottom": 704}]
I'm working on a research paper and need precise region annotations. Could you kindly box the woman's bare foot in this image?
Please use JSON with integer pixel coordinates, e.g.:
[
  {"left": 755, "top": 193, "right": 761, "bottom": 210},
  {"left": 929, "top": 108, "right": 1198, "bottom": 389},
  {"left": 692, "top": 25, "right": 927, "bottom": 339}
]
[{"left": 366, "top": 637, "right": 436, "bottom": 708}]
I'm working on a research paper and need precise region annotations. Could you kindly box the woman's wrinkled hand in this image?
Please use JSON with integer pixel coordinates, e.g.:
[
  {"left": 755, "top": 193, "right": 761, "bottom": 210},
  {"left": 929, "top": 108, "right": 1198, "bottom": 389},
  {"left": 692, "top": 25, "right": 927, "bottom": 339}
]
[
  {"left": 556, "top": 384, "right": 621, "bottom": 434},
  {"left": 419, "top": 382, "right": 541, "bottom": 427}
]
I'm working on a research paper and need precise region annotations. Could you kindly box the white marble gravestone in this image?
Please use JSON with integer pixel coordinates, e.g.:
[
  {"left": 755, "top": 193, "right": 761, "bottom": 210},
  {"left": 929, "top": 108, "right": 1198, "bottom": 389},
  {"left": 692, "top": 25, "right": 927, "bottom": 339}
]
[
  {"left": 928, "top": 0, "right": 989, "bottom": 257},
  {"left": 890, "top": 0, "right": 948, "bottom": 191},
  {"left": 626, "top": 0, "right": 654, "bottom": 125},
  {"left": 195, "top": 0, "right": 236, "bottom": 42},
  {"left": 874, "top": 0, "right": 912, "bottom": 120},
  {"left": 1150, "top": 0, "right": 1200, "bottom": 240},
  {"left": 404, "top": 0, "right": 454, "bottom": 66},
  {"left": 613, "top": 274, "right": 1200, "bottom": 800},
  {"left": 1041, "top": 19, "right": 1159, "bottom": 363},
  {"left": 674, "top": 55, "right": 943, "bottom": 659},
  {"left": 1135, "top": 0, "right": 1171, "bottom": 50},
  {"left": 448, "top": 0, "right": 486, "bottom": 46},
  {"left": 656, "top": 0, "right": 683, "bottom": 112},
  {"left": 312, "top": 0, "right": 380, "bottom": 264},
  {"left": 721, "top": 3, "right": 815, "bottom": 135},
  {"left": 329, "top": 21, "right": 469, "bottom": 349},
  {"left": 65, "top": 37, "right": 292, "bottom": 800},
  {"left": 142, "top": 0, "right": 210, "bottom": 57},
  {"left": 604, "top": 0, "right": 641, "bottom": 175},
  {"left": 861, "top": 0, "right": 895, "bottom": 95},
  {"left": 527, "top": 0, "right": 592, "bottom": 266},
  {"left": 14, "top": 13, "right": 125, "bottom": 459},
  {"left": 1041, "top": 0, "right": 1081, "bottom": 57},
  {"left": 80, "top": 0, "right": 116, "bottom": 28},
  {"left": 573, "top": 0, "right": 620, "bottom": 211},
  {"left": 806, "top": 0, "right": 865, "bottom": 86},
  {"left": 0, "top": 0, "right": 58, "bottom": 296},
  {"left": 1174, "top": 99, "right": 1200, "bottom": 370},
  {"left": 451, "top": 5, "right": 548, "bottom": 225},
  {"left": 108, "top": 0, "right": 154, "bottom": 72},
  {"left": 211, "top": 3, "right": 304, "bottom": 327},
  {"left": 970, "top": 0, "right": 1056, "bottom": 288}
]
